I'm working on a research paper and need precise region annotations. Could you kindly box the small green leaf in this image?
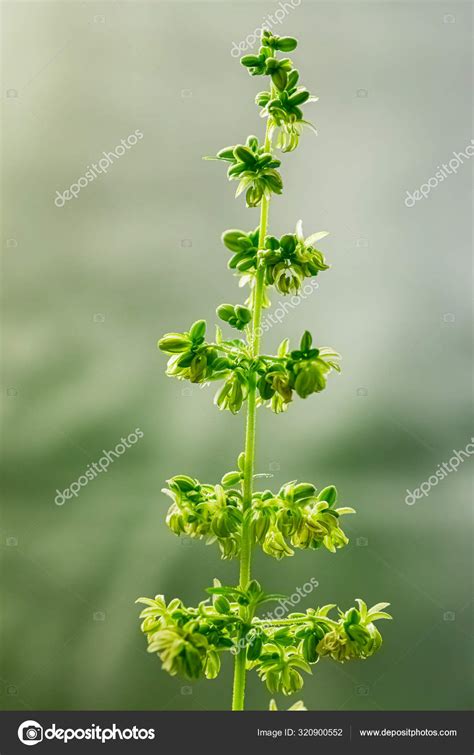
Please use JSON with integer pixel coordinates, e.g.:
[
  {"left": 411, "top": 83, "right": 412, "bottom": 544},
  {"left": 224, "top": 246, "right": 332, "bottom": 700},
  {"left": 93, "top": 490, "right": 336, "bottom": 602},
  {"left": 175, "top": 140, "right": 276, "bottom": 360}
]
[
  {"left": 189, "top": 320, "right": 206, "bottom": 341},
  {"left": 300, "top": 330, "right": 312, "bottom": 352}
]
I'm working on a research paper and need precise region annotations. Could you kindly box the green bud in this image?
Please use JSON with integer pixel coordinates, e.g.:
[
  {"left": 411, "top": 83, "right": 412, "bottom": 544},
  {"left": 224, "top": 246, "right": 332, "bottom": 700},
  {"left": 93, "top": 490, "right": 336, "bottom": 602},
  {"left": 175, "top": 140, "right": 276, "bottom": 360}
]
[
  {"left": 263, "top": 529, "right": 294, "bottom": 559},
  {"left": 204, "top": 649, "right": 221, "bottom": 680},
  {"left": 302, "top": 633, "right": 319, "bottom": 663},
  {"left": 183, "top": 643, "right": 205, "bottom": 679},
  {"left": 271, "top": 67, "right": 288, "bottom": 92},
  {"left": 346, "top": 623, "right": 371, "bottom": 646},
  {"left": 241, "top": 54, "right": 262, "bottom": 67},
  {"left": 214, "top": 595, "right": 231, "bottom": 614},
  {"left": 264, "top": 57, "right": 279, "bottom": 72},
  {"left": 294, "top": 365, "right": 321, "bottom": 398},
  {"left": 247, "top": 634, "right": 263, "bottom": 661},
  {"left": 158, "top": 333, "right": 191, "bottom": 354},
  {"left": 279, "top": 234, "right": 297, "bottom": 256},
  {"left": 189, "top": 354, "right": 207, "bottom": 383},
  {"left": 246, "top": 135, "right": 259, "bottom": 151},
  {"left": 232, "top": 253, "right": 257, "bottom": 272},
  {"left": 300, "top": 330, "right": 312, "bottom": 352},
  {"left": 345, "top": 608, "right": 360, "bottom": 626},
  {"left": 263, "top": 170, "right": 283, "bottom": 194},
  {"left": 258, "top": 374, "right": 275, "bottom": 400},
  {"left": 275, "top": 36, "right": 298, "bottom": 52},
  {"left": 317, "top": 485, "right": 338, "bottom": 506},
  {"left": 222, "top": 229, "right": 248, "bottom": 252},
  {"left": 221, "top": 470, "right": 242, "bottom": 487},
  {"left": 216, "top": 146, "right": 236, "bottom": 161},
  {"left": 176, "top": 351, "right": 194, "bottom": 368},
  {"left": 235, "top": 305, "right": 252, "bottom": 324},
  {"left": 288, "top": 90, "right": 310, "bottom": 106},
  {"left": 217, "top": 304, "right": 235, "bottom": 323},
  {"left": 247, "top": 579, "right": 262, "bottom": 598},
  {"left": 234, "top": 145, "right": 257, "bottom": 165},
  {"left": 170, "top": 475, "right": 197, "bottom": 492},
  {"left": 287, "top": 69, "right": 299, "bottom": 89},
  {"left": 256, "top": 91, "right": 271, "bottom": 107},
  {"left": 246, "top": 184, "right": 264, "bottom": 208},
  {"left": 292, "top": 483, "right": 317, "bottom": 502},
  {"left": 189, "top": 320, "right": 206, "bottom": 342}
]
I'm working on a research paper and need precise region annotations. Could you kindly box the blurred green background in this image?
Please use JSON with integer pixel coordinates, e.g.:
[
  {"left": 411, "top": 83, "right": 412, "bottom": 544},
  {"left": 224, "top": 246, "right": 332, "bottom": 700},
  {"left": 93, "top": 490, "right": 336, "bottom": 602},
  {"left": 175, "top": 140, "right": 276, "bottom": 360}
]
[{"left": 1, "top": 1, "right": 472, "bottom": 712}]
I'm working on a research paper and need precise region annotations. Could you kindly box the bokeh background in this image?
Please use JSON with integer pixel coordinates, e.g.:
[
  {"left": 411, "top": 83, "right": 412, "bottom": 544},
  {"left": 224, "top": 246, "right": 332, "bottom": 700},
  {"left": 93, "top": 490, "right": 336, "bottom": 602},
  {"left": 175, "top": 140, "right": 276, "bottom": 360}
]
[{"left": 1, "top": 0, "right": 472, "bottom": 712}]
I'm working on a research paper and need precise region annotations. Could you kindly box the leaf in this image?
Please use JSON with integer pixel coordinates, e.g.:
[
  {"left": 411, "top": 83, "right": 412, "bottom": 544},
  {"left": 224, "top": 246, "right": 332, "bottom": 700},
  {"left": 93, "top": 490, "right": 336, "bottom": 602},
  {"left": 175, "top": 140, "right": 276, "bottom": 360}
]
[
  {"left": 355, "top": 599, "right": 368, "bottom": 621},
  {"left": 135, "top": 597, "right": 161, "bottom": 607},
  {"left": 305, "top": 231, "right": 330, "bottom": 246},
  {"left": 277, "top": 338, "right": 290, "bottom": 358},
  {"left": 257, "top": 593, "right": 288, "bottom": 606},
  {"left": 295, "top": 219, "right": 305, "bottom": 242},
  {"left": 368, "top": 602, "right": 391, "bottom": 613},
  {"left": 367, "top": 612, "right": 392, "bottom": 622},
  {"left": 317, "top": 604, "right": 337, "bottom": 617}
]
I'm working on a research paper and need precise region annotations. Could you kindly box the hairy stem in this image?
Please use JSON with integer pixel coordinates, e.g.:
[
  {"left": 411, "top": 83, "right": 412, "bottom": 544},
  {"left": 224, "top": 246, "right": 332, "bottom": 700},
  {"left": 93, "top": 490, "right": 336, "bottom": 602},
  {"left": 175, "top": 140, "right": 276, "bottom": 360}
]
[{"left": 231, "top": 118, "right": 273, "bottom": 712}]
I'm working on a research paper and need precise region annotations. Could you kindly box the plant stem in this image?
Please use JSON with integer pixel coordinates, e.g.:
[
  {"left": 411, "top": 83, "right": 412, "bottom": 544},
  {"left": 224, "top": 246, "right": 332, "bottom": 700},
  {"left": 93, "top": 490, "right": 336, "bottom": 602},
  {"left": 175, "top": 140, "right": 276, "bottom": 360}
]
[{"left": 231, "top": 117, "right": 273, "bottom": 712}]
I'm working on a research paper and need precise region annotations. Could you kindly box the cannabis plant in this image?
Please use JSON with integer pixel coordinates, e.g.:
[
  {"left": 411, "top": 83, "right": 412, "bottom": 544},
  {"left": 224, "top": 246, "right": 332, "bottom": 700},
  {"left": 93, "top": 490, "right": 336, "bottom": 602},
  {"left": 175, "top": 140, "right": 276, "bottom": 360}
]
[{"left": 137, "top": 30, "right": 391, "bottom": 711}]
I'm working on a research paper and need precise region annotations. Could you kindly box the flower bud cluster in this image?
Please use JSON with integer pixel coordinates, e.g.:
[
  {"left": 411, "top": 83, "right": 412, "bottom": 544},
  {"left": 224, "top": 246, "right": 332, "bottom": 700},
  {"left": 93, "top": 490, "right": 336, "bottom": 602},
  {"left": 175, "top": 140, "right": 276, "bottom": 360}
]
[
  {"left": 314, "top": 600, "right": 392, "bottom": 662},
  {"left": 239, "top": 31, "right": 318, "bottom": 153},
  {"left": 257, "top": 331, "right": 341, "bottom": 412},
  {"left": 162, "top": 471, "right": 353, "bottom": 561},
  {"left": 246, "top": 481, "right": 355, "bottom": 559},
  {"left": 262, "top": 220, "right": 329, "bottom": 294},
  {"left": 158, "top": 320, "right": 231, "bottom": 384},
  {"left": 136, "top": 592, "right": 391, "bottom": 692},
  {"left": 250, "top": 601, "right": 391, "bottom": 694},
  {"left": 221, "top": 220, "right": 329, "bottom": 296},
  {"left": 136, "top": 594, "right": 239, "bottom": 680},
  {"left": 210, "top": 135, "right": 283, "bottom": 207},
  {"left": 241, "top": 30, "right": 297, "bottom": 90},
  {"left": 163, "top": 474, "right": 243, "bottom": 559},
  {"left": 217, "top": 303, "right": 252, "bottom": 331}
]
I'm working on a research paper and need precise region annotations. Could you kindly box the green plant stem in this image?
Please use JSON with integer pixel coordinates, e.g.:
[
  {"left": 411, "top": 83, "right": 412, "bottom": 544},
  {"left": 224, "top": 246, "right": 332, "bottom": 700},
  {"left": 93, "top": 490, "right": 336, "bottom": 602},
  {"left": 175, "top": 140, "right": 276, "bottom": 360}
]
[{"left": 231, "top": 117, "right": 273, "bottom": 712}]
